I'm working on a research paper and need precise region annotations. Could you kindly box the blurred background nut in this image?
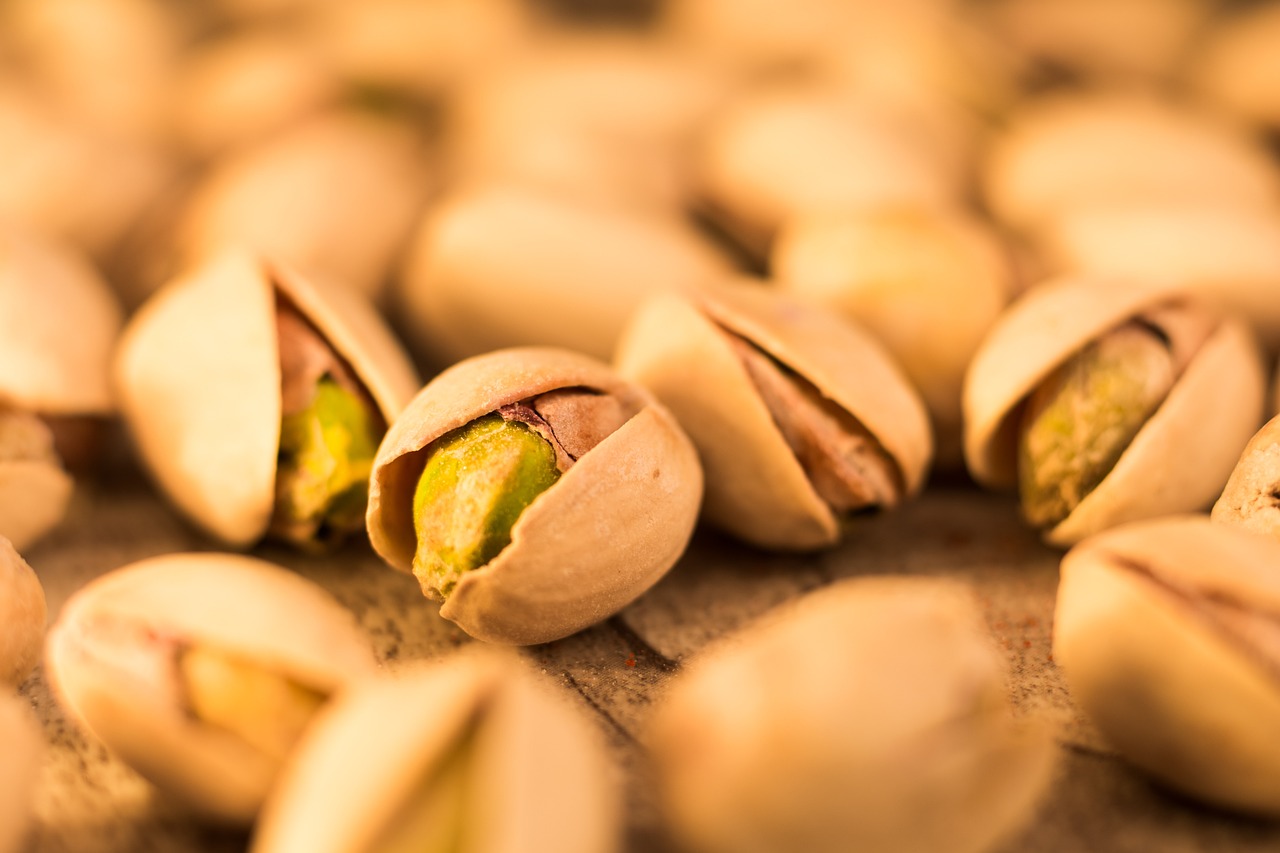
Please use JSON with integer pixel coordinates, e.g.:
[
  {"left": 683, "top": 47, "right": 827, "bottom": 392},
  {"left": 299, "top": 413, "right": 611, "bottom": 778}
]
[
  {"left": 254, "top": 649, "right": 620, "bottom": 853},
  {"left": 772, "top": 206, "right": 1012, "bottom": 467},
  {"left": 1189, "top": 1, "right": 1280, "bottom": 132},
  {"left": 616, "top": 281, "right": 931, "bottom": 551},
  {"left": 395, "top": 187, "right": 733, "bottom": 367},
  {"left": 0, "top": 536, "right": 45, "bottom": 687},
  {"left": 114, "top": 251, "right": 420, "bottom": 549},
  {"left": 368, "top": 347, "right": 702, "bottom": 645},
  {"left": 1212, "top": 413, "right": 1280, "bottom": 537},
  {"left": 964, "top": 278, "right": 1265, "bottom": 545},
  {"left": 45, "top": 552, "right": 376, "bottom": 824},
  {"left": 1055, "top": 516, "right": 1280, "bottom": 815},
  {"left": 0, "top": 693, "right": 42, "bottom": 853},
  {"left": 649, "top": 576, "right": 1057, "bottom": 853}
]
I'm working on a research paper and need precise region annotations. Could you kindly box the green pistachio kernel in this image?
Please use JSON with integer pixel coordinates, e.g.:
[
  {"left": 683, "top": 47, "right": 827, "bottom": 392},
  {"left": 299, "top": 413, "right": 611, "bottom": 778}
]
[
  {"left": 375, "top": 731, "right": 474, "bottom": 853},
  {"left": 412, "top": 415, "right": 561, "bottom": 599}
]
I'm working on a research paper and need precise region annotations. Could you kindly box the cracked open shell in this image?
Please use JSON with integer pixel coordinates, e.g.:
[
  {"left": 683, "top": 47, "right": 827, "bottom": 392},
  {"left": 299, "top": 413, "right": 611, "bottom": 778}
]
[
  {"left": 649, "top": 576, "right": 1057, "bottom": 853},
  {"left": 1055, "top": 515, "right": 1280, "bottom": 814},
  {"left": 0, "top": 693, "right": 41, "bottom": 853},
  {"left": 0, "top": 536, "right": 46, "bottom": 687},
  {"left": 367, "top": 347, "right": 702, "bottom": 645},
  {"left": 963, "top": 276, "right": 1265, "bottom": 546},
  {"left": 615, "top": 280, "right": 931, "bottom": 551},
  {"left": 253, "top": 649, "right": 619, "bottom": 853},
  {"left": 45, "top": 552, "right": 376, "bottom": 824},
  {"left": 113, "top": 250, "right": 420, "bottom": 547}
]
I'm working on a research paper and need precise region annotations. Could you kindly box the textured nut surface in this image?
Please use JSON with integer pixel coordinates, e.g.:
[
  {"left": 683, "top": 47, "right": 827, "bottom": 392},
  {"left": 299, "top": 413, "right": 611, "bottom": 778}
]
[
  {"left": 368, "top": 347, "right": 702, "bottom": 645},
  {"left": 0, "top": 693, "right": 42, "bottom": 853},
  {"left": 0, "top": 535, "right": 46, "bottom": 687},
  {"left": 650, "top": 576, "right": 1056, "bottom": 853},
  {"left": 44, "top": 552, "right": 376, "bottom": 824},
  {"left": 254, "top": 649, "right": 620, "bottom": 853},
  {"left": 1054, "top": 516, "right": 1280, "bottom": 814},
  {"left": 1212, "top": 414, "right": 1280, "bottom": 537},
  {"left": 616, "top": 280, "right": 931, "bottom": 550},
  {"left": 113, "top": 250, "right": 419, "bottom": 546}
]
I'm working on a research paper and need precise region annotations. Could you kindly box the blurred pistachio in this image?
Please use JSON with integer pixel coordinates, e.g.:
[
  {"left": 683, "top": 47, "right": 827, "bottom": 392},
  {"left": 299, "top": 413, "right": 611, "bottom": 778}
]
[
  {"left": 1189, "top": 1, "right": 1280, "bottom": 131},
  {"left": 1213, "top": 413, "right": 1280, "bottom": 537},
  {"left": 0, "top": 536, "right": 46, "bottom": 687},
  {"left": 0, "top": 693, "right": 42, "bottom": 853}
]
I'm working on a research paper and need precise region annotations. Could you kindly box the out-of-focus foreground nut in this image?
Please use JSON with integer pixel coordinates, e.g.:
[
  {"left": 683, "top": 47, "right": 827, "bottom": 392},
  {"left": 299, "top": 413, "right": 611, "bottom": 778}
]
[
  {"left": 253, "top": 649, "right": 620, "bottom": 853},
  {"left": 773, "top": 206, "right": 1011, "bottom": 466},
  {"left": 1055, "top": 516, "right": 1280, "bottom": 814},
  {"left": 0, "top": 693, "right": 42, "bottom": 853},
  {"left": 1190, "top": 1, "right": 1280, "bottom": 131},
  {"left": 396, "top": 187, "right": 732, "bottom": 366},
  {"left": 649, "top": 576, "right": 1057, "bottom": 853},
  {"left": 368, "top": 347, "right": 702, "bottom": 645},
  {"left": 964, "top": 277, "right": 1264, "bottom": 545},
  {"left": 45, "top": 552, "right": 376, "bottom": 824},
  {"left": 0, "top": 536, "right": 45, "bottom": 687},
  {"left": 616, "top": 281, "right": 931, "bottom": 551}
]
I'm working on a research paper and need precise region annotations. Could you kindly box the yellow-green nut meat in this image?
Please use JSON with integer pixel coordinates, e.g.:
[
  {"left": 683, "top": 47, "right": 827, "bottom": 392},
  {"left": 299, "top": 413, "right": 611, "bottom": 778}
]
[
  {"left": 253, "top": 649, "right": 620, "bottom": 853},
  {"left": 964, "top": 276, "right": 1265, "bottom": 546},
  {"left": 44, "top": 553, "right": 376, "bottom": 824},
  {"left": 616, "top": 279, "right": 931, "bottom": 551},
  {"left": 0, "top": 693, "right": 42, "bottom": 853},
  {"left": 113, "top": 250, "right": 420, "bottom": 549},
  {"left": 1055, "top": 515, "right": 1280, "bottom": 814},
  {"left": 367, "top": 347, "right": 703, "bottom": 645}
]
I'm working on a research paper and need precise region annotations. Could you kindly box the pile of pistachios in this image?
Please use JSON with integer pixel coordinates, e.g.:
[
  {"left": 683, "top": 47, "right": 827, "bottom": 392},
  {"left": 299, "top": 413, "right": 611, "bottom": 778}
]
[{"left": 7, "top": 0, "right": 1280, "bottom": 850}]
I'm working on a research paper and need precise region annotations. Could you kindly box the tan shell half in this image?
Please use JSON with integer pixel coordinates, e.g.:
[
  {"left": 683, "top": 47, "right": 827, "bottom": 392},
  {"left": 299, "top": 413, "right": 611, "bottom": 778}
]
[
  {"left": 253, "top": 650, "right": 620, "bottom": 853},
  {"left": 615, "top": 280, "right": 932, "bottom": 550},
  {"left": 0, "top": 410, "right": 73, "bottom": 552},
  {"left": 1055, "top": 516, "right": 1280, "bottom": 814},
  {"left": 368, "top": 347, "right": 703, "bottom": 645},
  {"left": 44, "top": 552, "right": 376, "bottom": 824},
  {"left": 649, "top": 576, "right": 1057, "bottom": 853},
  {"left": 113, "top": 250, "right": 420, "bottom": 546},
  {"left": 0, "top": 536, "right": 46, "bottom": 687},
  {"left": 963, "top": 276, "right": 1265, "bottom": 546},
  {"left": 0, "top": 225, "right": 122, "bottom": 416},
  {"left": 0, "top": 693, "right": 42, "bottom": 853},
  {"left": 1212, "top": 413, "right": 1280, "bottom": 537}
]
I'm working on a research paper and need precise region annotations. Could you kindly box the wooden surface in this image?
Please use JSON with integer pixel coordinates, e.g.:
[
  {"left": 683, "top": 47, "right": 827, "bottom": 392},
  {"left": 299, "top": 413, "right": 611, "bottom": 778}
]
[{"left": 14, "top": 442, "right": 1280, "bottom": 853}]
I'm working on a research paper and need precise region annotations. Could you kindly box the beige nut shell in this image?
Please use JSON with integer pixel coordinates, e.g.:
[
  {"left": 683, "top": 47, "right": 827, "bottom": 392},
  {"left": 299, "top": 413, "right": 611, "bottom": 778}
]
[
  {"left": 45, "top": 552, "right": 376, "bottom": 824},
  {"left": 113, "top": 250, "right": 420, "bottom": 546},
  {"left": 963, "top": 276, "right": 1265, "bottom": 546},
  {"left": 0, "top": 693, "right": 42, "bottom": 853},
  {"left": 0, "top": 536, "right": 46, "bottom": 687},
  {"left": 368, "top": 347, "right": 702, "bottom": 645},
  {"left": 0, "top": 420, "right": 73, "bottom": 553},
  {"left": 1212, "top": 413, "right": 1280, "bottom": 536},
  {"left": 1055, "top": 516, "right": 1280, "bottom": 814},
  {"left": 615, "top": 280, "right": 931, "bottom": 550},
  {"left": 254, "top": 650, "right": 620, "bottom": 853}
]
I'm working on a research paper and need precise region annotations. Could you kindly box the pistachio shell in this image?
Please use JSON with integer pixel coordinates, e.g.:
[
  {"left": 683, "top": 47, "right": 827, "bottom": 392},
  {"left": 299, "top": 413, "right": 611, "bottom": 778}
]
[
  {"left": 0, "top": 693, "right": 42, "bottom": 853},
  {"left": 114, "top": 250, "right": 419, "bottom": 546},
  {"left": 964, "top": 276, "right": 1265, "bottom": 545},
  {"left": 1212, "top": 414, "right": 1280, "bottom": 536},
  {"left": 615, "top": 280, "right": 931, "bottom": 550},
  {"left": 45, "top": 552, "right": 376, "bottom": 824},
  {"left": 395, "top": 187, "right": 732, "bottom": 366},
  {"left": 1055, "top": 516, "right": 1280, "bottom": 814},
  {"left": 0, "top": 536, "right": 45, "bottom": 686},
  {"left": 1189, "top": 2, "right": 1280, "bottom": 130},
  {"left": 0, "top": 413, "right": 73, "bottom": 552},
  {"left": 253, "top": 650, "right": 620, "bottom": 853},
  {"left": 650, "top": 576, "right": 1057, "bottom": 853},
  {"left": 368, "top": 347, "right": 702, "bottom": 645}
]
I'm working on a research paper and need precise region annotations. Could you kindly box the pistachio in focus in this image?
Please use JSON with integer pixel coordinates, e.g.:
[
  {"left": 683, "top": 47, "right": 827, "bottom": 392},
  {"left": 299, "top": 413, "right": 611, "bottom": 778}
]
[
  {"left": 616, "top": 280, "right": 931, "bottom": 551},
  {"left": 964, "top": 278, "right": 1265, "bottom": 545},
  {"left": 0, "top": 536, "right": 46, "bottom": 687},
  {"left": 649, "top": 577, "right": 1057, "bottom": 853},
  {"left": 253, "top": 650, "right": 620, "bottom": 853},
  {"left": 0, "top": 693, "right": 42, "bottom": 853},
  {"left": 368, "top": 347, "right": 703, "bottom": 645},
  {"left": 45, "top": 553, "right": 376, "bottom": 824},
  {"left": 1055, "top": 516, "right": 1280, "bottom": 814}
]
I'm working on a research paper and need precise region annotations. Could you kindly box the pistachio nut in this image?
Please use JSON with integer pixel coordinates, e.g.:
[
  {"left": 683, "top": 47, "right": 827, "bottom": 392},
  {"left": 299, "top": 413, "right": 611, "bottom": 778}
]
[
  {"left": 1189, "top": 1, "right": 1280, "bottom": 131},
  {"left": 0, "top": 536, "right": 46, "bottom": 687},
  {"left": 772, "top": 206, "right": 1011, "bottom": 467},
  {"left": 395, "top": 187, "right": 732, "bottom": 366},
  {"left": 0, "top": 693, "right": 42, "bottom": 853},
  {"left": 1212, "top": 413, "right": 1280, "bottom": 537},
  {"left": 1055, "top": 515, "right": 1280, "bottom": 814},
  {"left": 982, "top": 92, "right": 1280, "bottom": 235},
  {"left": 964, "top": 276, "right": 1265, "bottom": 545},
  {"left": 0, "top": 408, "right": 73, "bottom": 552},
  {"left": 253, "top": 649, "right": 620, "bottom": 853},
  {"left": 616, "top": 280, "right": 931, "bottom": 550},
  {"left": 114, "top": 250, "right": 420, "bottom": 548},
  {"left": 649, "top": 577, "right": 1057, "bottom": 853},
  {"left": 45, "top": 552, "right": 376, "bottom": 824},
  {"left": 367, "top": 347, "right": 702, "bottom": 645}
]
